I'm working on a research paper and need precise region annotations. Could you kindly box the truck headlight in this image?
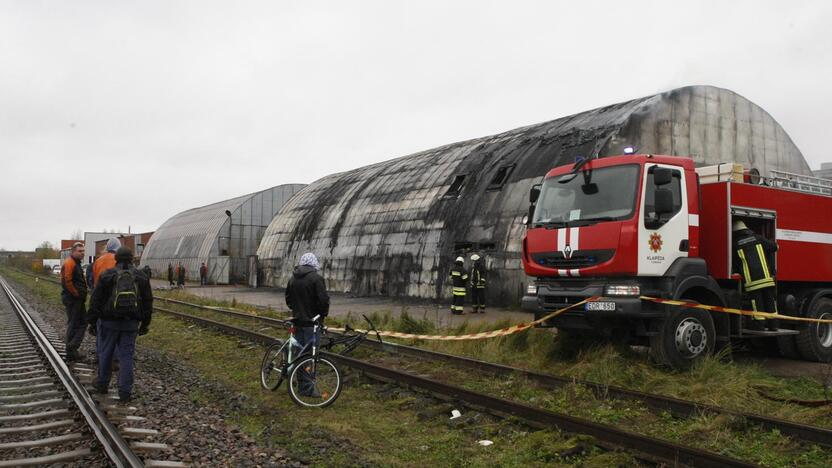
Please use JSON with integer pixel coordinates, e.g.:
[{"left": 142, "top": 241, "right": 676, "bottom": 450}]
[
  {"left": 526, "top": 284, "right": 538, "bottom": 295},
  {"left": 604, "top": 285, "right": 640, "bottom": 296}
]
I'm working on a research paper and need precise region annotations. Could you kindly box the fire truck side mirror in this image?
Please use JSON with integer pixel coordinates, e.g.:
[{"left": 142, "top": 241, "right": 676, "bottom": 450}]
[
  {"left": 529, "top": 184, "right": 541, "bottom": 203},
  {"left": 527, "top": 205, "right": 535, "bottom": 225},
  {"left": 655, "top": 188, "right": 674, "bottom": 214},
  {"left": 653, "top": 167, "right": 673, "bottom": 186}
]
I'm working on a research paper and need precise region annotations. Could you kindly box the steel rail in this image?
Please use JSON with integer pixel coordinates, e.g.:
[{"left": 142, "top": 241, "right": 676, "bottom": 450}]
[
  {"left": 0, "top": 277, "right": 144, "bottom": 468},
  {"left": 155, "top": 305, "right": 756, "bottom": 468},
  {"left": 157, "top": 296, "right": 832, "bottom": 448}
]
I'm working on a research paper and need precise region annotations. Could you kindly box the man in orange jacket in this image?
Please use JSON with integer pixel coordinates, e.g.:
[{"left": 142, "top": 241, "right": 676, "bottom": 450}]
[
  {"left": 61, "top": 242, "right": 88, "bottom": 361},
  {"left": 92, "top": 237, "right": 121, "bottom": 288}
]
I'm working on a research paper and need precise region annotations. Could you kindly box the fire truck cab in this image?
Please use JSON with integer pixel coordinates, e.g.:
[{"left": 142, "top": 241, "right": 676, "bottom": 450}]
[{"left": 522, "top": 154, "right": 832, "bottom": 369}]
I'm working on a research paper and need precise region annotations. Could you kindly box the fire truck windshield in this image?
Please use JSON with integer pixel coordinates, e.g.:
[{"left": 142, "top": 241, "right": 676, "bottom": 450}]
[{"left": 532, "top": 164, "right": 640, "bottom": 227}]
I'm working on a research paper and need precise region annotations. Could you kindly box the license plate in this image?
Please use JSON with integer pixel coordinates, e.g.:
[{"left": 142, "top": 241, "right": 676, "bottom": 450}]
[{"left": 585, "top": 301, "right": 616, "bottom": 311}]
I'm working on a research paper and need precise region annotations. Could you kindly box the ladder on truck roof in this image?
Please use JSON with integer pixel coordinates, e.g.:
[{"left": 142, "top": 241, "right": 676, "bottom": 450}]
[
  {"left": 769, "top": 169, "right": 832, "bottom": 197},
  {"left": 696, "top": 163, "right": 832, "bottom": 197}
]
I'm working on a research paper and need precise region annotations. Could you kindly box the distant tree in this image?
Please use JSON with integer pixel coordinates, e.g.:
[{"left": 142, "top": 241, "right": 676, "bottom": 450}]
[
  {"left": 70, "top": 229, "right": 83, "bottom": 240},
  {"left": 34, "top": 241, "right": 59, "bottom": 259}
]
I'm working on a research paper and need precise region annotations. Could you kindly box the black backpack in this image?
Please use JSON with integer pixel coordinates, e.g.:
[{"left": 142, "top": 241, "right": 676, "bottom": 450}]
[{"left": 111, "top": 269, "right": 140, "bottom": 319}]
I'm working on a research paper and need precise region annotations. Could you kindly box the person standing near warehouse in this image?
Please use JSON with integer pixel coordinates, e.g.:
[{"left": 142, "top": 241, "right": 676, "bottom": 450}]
[
  {"left": 177, "top": 262, "right": 186, "bottom": 287},
  {"left": 88, "top": 247, "right": 153, "bottom": 403},
  {"left": 449, "top": 256, "right": 468, "bottom": 315},
  {"left": 285, "top": 252, "right": 330, "bottom": 397},
  {"left": 61, "top": 242, "right": 88, "bottom": 362},
  {"left": 199, "top": 262, "right": 208, "bottom": 286},
  {"left": 732, "top": 220, "right": 780, "bottom": 331},
  {"left": 167, "top": 263, "right": 174, "bottom": 286},
  {"left": 469, "top": 254, "right": 487, "bottom": 314},
  {"left": 92, "top": 237, "right": 120, "bottom": 288}
]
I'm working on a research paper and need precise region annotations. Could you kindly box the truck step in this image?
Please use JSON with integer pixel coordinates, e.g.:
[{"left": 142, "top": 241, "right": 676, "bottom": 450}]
[{"left": 734, "top": 328, "right": 800, "bottom": 337}]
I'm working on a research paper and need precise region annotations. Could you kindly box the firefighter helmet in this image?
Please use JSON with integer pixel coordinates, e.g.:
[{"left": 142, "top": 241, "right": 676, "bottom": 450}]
[
  {"left": 455, "top": 256, "right": 464, "bottom": 263},
  {"left": 732, "top": 220, "right": 748, "bottom": 232},
  {"left": 470, "top": 254, "right": 480, "bottom": 261}
]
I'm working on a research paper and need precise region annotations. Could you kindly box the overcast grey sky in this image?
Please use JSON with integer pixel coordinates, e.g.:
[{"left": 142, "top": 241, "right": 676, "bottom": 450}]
[{"left": 1, "top": 1, "right": 830, "bottom": 251}]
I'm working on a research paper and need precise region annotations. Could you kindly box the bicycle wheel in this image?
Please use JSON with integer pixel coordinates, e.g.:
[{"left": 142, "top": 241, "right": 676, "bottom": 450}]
[
  {"left": 287, "top": 356, "right": 342, "bottom": 407},
  {"left": 260, "top": 340, "right": 288, "bottom": 390}
]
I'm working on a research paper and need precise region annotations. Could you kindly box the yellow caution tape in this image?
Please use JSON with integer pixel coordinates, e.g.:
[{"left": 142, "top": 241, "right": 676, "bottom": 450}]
[
  {"left": 641, "top": 296, "right": 832, "bottom": 324},
  {"left": 328, "top": 297, "right": 596, "bottom": 341}
]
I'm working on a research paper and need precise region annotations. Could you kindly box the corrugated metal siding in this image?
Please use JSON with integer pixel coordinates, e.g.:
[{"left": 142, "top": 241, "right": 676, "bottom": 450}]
[{"left": 141, "top": 184, "right": 306, "bottom": 283}]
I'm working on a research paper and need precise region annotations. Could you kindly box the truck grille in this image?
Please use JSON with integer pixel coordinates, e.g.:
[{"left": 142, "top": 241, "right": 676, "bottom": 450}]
[{"left": 531, "top": 249, "right": 614, "bottom": 269}]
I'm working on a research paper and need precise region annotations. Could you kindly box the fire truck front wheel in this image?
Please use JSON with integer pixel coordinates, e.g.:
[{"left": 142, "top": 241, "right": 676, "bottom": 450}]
[
  {"left": 795, "top": 298, "right": 832, "bottom": 362},
  {"left": 649, "top": 307, "right": 716, "bottom": 370}
]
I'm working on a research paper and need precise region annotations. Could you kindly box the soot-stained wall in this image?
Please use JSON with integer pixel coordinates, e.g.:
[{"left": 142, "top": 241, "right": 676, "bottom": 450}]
[{"left": 257, "top": 86, "right": 810, "bottom": 305}]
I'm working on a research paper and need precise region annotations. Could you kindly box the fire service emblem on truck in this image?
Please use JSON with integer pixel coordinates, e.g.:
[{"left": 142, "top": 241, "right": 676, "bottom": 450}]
[{"left": 648, "top": 233, "right": 663, "bottom": 253}]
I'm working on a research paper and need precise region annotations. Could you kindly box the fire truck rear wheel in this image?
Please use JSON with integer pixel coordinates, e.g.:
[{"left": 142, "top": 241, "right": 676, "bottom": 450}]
[
  {"left": 795, "top": 298, "right": 832, "bottom": 362},
  {"left": 650, "top": 307, "right": 716, "bottom": 370}
]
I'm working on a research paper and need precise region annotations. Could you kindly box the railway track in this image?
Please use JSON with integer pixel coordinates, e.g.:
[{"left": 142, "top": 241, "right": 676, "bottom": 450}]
[
  {"left": 154, "top": 295, "right": 832, "bottom": 449},
  {"left": 0, "top": 276, "right": 184, "bottom": 467},
  {"left": 13, "top": 272, "right": 830, "bottom": 465},
  {"left": 152, "top": 301, "right": 759, "bottom": 467}
]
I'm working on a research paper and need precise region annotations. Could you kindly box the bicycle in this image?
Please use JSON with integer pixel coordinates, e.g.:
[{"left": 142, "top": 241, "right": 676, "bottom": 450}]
[{"left": 259, "top": 314, "right": 382, "bottom": 407}]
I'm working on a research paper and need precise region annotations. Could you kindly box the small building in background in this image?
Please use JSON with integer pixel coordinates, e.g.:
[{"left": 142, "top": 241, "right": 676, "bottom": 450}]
[
  {"left": 813, "top": 163, "right": 832, "bottom": 180},
  {"left": 83, "top": 232, "right": 126, "bottom": 265},
  {"left": 94, "top": 232, "right": 154, "bottom": 263}
]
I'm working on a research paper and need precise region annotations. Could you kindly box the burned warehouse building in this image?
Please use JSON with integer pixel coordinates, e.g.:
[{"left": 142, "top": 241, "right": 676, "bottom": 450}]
[{"left": 256, "top": 85, "right": 811, "bottom": 306}]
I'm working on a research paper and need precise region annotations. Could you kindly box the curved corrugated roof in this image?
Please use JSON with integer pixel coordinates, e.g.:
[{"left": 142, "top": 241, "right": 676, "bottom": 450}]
[{"left": 142, "top": 184, "right": 306, "bottom": 282}]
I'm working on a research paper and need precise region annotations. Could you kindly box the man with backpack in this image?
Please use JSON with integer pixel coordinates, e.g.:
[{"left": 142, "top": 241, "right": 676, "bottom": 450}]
[{"left": 88, "top": 247, "right": 153, "bottom": 403}]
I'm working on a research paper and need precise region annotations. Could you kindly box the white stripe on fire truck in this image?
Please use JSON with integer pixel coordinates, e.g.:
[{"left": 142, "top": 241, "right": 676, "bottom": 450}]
[
  {"left": 776, "top": 229, "right": 832, "bottom": 245},
  {"left": 569, "top": 227, "right": 580, "bottom": 251},
  {"left": 569, "top": 269, "right": 580, "bottom": 277},
  {"left": 688, "top": 214, "right": 699, "bottom": 227},
  {"left": 557, "top": 269, "right": 568, "bottom": 277},
  {"left": 557, "top": 228, "right": 566, "bottom": 253}
]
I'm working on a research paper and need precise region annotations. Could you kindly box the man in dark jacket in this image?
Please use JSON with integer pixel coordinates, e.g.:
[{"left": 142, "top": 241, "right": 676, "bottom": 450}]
[
  {"left": 732, "top": 220, "right": 779, "bottom": 331},
  {"left": 199, "top": 262, "right": 208, "bottom": 286},
  {"left": 285, "top": 252, "right": 330, "bottom": 397},
  {"left": 167, "top": 263, "right": 174, "bottom": 286},
  {"left": 88, "top": 247, "right": 153, "bottom": 403},
  {"left": 61, "top": 242, "right": 88, "bottom": 361},
  {"left": 177, "top": 262, "right": 186, "bottom": 287}
]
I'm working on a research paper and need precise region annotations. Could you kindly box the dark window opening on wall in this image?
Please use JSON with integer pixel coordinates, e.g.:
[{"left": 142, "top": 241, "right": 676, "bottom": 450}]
[
  {"left": 443, "top": 174, "right": 467, "bottom": 199},
  {"left": 487, "top": 165, "right": 516, "bottom": 191},
  {"left": 453, "top": 242, "right": 474, "bottom": 251},
  {"left": 454, "top": 241, "right": 497, "bottom": 253}
]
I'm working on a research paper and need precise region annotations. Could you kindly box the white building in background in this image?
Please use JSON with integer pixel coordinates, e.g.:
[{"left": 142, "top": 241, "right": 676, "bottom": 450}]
[{"left": 813, "top": 163, "right": 832, "bottom": 180}]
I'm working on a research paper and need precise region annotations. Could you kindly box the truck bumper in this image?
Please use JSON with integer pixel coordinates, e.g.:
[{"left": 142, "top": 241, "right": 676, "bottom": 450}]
[{"left": 523, "top": 280, "right": 665, "bottom": 330}]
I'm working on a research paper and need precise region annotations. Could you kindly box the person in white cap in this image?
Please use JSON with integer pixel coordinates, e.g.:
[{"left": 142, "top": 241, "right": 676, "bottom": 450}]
[
  {"left": 469, "top": 254, "right": 486, "bottom": 313},
  {"left": 449, "top": 256, "right": 468, "bottom": 315}
]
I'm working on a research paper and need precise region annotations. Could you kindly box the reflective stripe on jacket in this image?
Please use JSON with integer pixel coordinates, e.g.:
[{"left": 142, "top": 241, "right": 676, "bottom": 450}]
[
  {"left": 470, "top": 264, "right": 486, "bottom": 289},
  {"left": 450, "top": 265, "right": 468, "bottom": 294}
]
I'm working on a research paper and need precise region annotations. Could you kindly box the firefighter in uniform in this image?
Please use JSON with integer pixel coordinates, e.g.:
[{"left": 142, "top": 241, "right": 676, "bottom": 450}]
[
  {"left": 732, "top": 220, "right": 779, "bottom": 331},
  {"left": 449, "top": 256, "right": 468, "bottom": 315},
  {"left": 469, "top": 254, "right": 486, "bottom": 313}
]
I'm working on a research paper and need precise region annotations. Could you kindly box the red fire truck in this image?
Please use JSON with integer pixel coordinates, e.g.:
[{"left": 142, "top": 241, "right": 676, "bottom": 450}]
[{"left": 522, "top": 153, "right": 832, "bottom": 369}]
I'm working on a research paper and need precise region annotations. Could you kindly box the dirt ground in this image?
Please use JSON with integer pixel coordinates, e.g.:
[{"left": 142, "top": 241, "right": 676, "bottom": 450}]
[{"left": 150, "top": 279, "right": 532, "bottom": 328}]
